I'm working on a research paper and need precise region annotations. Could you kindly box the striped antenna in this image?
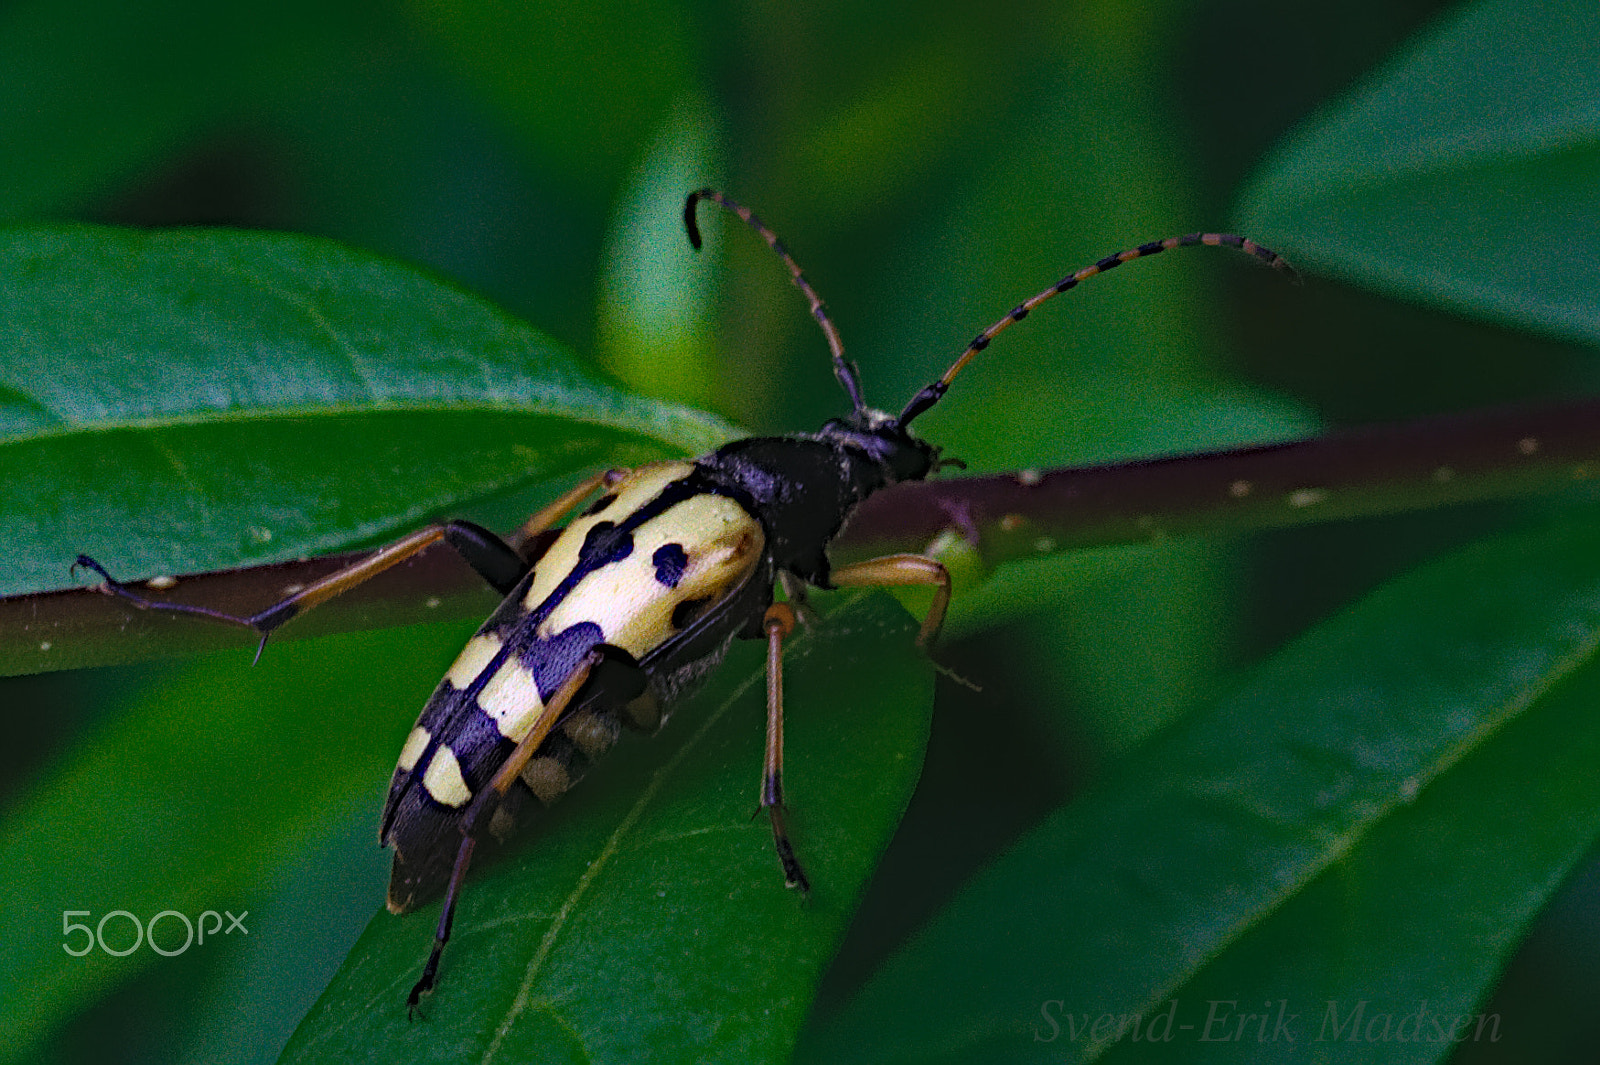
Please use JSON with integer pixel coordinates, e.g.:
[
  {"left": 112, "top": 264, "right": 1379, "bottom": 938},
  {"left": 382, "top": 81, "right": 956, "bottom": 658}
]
[
  {"left": 685, "top": 189, "right": 867, "bottom": 415},
  {"left": 896, "top": 232, "right": 1298, "bottom": 427}
]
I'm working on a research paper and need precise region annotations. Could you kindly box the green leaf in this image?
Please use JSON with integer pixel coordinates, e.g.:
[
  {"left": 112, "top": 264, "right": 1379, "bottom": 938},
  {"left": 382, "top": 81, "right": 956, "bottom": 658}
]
[
  {"left": 172, "top": 808, "right": 398, "bottom": 1065},
  {"left": 1124, "top": 650, "right": 1600, "bottom": 1064},
  {"left": 0, "top": 226, "right": 735, "bottom": 597},
  {"left": 0, "top": 620, "right": 473, "bottom": 1064},
  {"left": 1238, "top": 0, "right": 1600, "bottom": 345},
  {"left": 0, "top": 0, "right": 374, "bottom": 220},
  {"left": 805, "top": 513, "right": 1600, "bottom": 1063},
  {"left": 847, "top": 27, "right": 1317, "bottom": 757},
  {"left": 279, "top": 592, "right": 931, "bottom": 1063},
  {"left": 595, "top": 94, "right": 724, "bottom": 409},
  {"left": 404, "top": 0, "right": 696, "bottom": 193}
]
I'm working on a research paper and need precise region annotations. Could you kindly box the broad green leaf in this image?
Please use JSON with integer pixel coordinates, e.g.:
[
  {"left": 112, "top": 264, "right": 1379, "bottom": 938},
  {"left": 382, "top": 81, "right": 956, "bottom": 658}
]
[
  {"left": 280, "top": 592, "right": 931, "bottom": 1063},
  {"left": 805, "top": 513, "right": 1600, "bottom": 1063},
  {"left": 0, "top": 226, "right": 734, "bottom": 597},
  {"left": 1111, "top": 651, "right": 1600, "bottom": 1064},
  {"left": 1238, "top": 0, "right": 1600, "bottom": 346}
]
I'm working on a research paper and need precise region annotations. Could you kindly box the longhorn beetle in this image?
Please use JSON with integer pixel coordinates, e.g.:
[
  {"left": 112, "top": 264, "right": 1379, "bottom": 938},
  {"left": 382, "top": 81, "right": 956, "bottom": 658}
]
[{"left": 73, "top": 189, "right": 1293, "bottom": 1010}]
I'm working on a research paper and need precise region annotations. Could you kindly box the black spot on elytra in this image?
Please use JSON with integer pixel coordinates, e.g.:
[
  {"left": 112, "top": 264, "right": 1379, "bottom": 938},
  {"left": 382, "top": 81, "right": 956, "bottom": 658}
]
[
  {"left": 671, "top": 596, "right": 710, "bottom": 630},
  {"left": 579, "top": 520, "right": 633, "bottom": 568},
  {"left": 518, "top": 621, "right": 605, "bottom": 700},
  {"left": 652, "top": 543, "right": 689, "bottom": 588},
  {"left": 581, "top": 492, "right": 618, "bottom": 518}
]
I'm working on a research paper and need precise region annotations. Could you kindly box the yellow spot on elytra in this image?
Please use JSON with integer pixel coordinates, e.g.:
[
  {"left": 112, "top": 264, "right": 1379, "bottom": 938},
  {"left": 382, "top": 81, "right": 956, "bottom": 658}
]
[
  {"left": 1518, "top": 437, "right": 1539, "bottom": 455},
  {"left": 479, "top": 658, "right": 547, "bottom": 742},
  {"left": 421, "top": 747, "right": 471, "bottom": 807},
  {"left": 396, "top": 726, "right": 431, "bottom": 772},
  {"left": 522, "top": 461, "right": 699, "bottom": 613},
  {"left": 1229, "top": 480, "right": 1253, "bottom": 498},
  {"left": 446, "top": 631, "right": 504, "bottom": 689},
  {"left": 542, "top": 491, "right": 764, "bottom": 659}
]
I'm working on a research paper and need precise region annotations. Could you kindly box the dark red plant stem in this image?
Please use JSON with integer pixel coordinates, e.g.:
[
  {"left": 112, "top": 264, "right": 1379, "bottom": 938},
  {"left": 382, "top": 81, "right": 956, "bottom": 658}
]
[{"left": 5, "top": 398, "right": 1598, "bottom": 677}]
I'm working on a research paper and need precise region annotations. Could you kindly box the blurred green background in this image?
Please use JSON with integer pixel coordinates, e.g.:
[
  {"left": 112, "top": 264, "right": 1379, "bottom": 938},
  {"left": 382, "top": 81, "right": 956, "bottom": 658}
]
[{"left": 3, "top": 0, "right": 1599, "bottom": 1061}]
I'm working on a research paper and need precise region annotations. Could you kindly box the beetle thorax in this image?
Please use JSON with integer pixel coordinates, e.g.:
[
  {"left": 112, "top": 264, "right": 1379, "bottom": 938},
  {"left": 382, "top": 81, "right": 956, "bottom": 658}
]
[{"left": 696, "top": 416, "right": 934, "bottom": 586}]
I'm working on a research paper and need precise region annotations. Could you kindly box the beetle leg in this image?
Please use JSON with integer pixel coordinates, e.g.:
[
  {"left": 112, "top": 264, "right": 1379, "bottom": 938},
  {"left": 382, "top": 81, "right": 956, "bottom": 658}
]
[
  {"left": 74, "top": 522, "right": 515, "bottom": 661},
  {"left": 829, "top": 553, "right": 951, "bottom": 648},
  {"left": 761, "top": 602, "right": 810, "bottom": 893},
  {"left": 407, "top": 650, "right": 602, "bottom": 1015},
  {"left": 506, "top": 467, "right": 628, "bottom": 553},
  {"left": 778, "top": 571, "right": 821, "bottom": 629},
  {"left": 73, "top": 468, "right": 627, "bottom": 661}
]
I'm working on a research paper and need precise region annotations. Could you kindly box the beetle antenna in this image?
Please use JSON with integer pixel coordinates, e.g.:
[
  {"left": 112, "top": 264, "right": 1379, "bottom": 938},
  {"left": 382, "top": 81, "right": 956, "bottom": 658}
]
[
  {"left": 685, "top": 189, "right": 867, "bottom": 415},
  {"left": 896, "top": 232, "right": 1298, "bottom": 427}
]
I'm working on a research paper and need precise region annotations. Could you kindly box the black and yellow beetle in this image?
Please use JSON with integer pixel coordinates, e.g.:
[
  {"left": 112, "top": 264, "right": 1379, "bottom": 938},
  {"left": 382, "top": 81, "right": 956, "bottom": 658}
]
[{"left": 73, "top": 189, "right": 1291, "bottom": 1009}]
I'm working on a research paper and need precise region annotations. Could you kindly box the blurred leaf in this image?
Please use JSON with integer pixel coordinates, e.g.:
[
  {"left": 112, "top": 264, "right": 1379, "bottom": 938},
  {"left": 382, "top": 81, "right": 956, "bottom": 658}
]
[
  {"left": 596, "top": 93, "right": 724, "bottom": 408},
  {"left": 0, "top": 0, "right": 373, "bottom": 220},
  {"left": 0, "top": 620, "right": 473, "bottom": 1064},
  {"left": 172, "top": 808, "right": 393, "bottom": 1065},
  {"left": 1239, "top": 0, "right": 1600, "bottom": 346},
  {"left": 806, "top": 513, "right": 1600, "bottom": 1063},
  {"left": 279, "top": 592, "right": 931, "bottom": 1064},
  {"left": 948, "top": 386, "right": 1312, "bottom": 755},
  {"left": 403, "top": 0, "right": 696, "bottom": 196},
  {"left": 845, "top": 16, "right": 1316, "bottom": 760},
  {"left": 0, "top": 226, "right": 734, "bottom": 597},
  {"left": 785, "top": 31, "right": 979, "bottom": 219}
]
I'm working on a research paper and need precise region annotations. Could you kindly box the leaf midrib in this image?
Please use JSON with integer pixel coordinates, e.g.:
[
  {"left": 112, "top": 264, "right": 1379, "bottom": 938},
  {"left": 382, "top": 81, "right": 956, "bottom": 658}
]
[{"left": 0, "top": 395, "right": 722, "bottom": 449}]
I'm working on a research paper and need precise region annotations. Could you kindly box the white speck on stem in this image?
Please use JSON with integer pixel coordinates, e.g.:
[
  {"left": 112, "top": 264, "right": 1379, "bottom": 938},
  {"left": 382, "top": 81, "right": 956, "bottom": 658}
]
[{"left": 1288, "top": 488, "right": 1328, "bottom": 508}]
